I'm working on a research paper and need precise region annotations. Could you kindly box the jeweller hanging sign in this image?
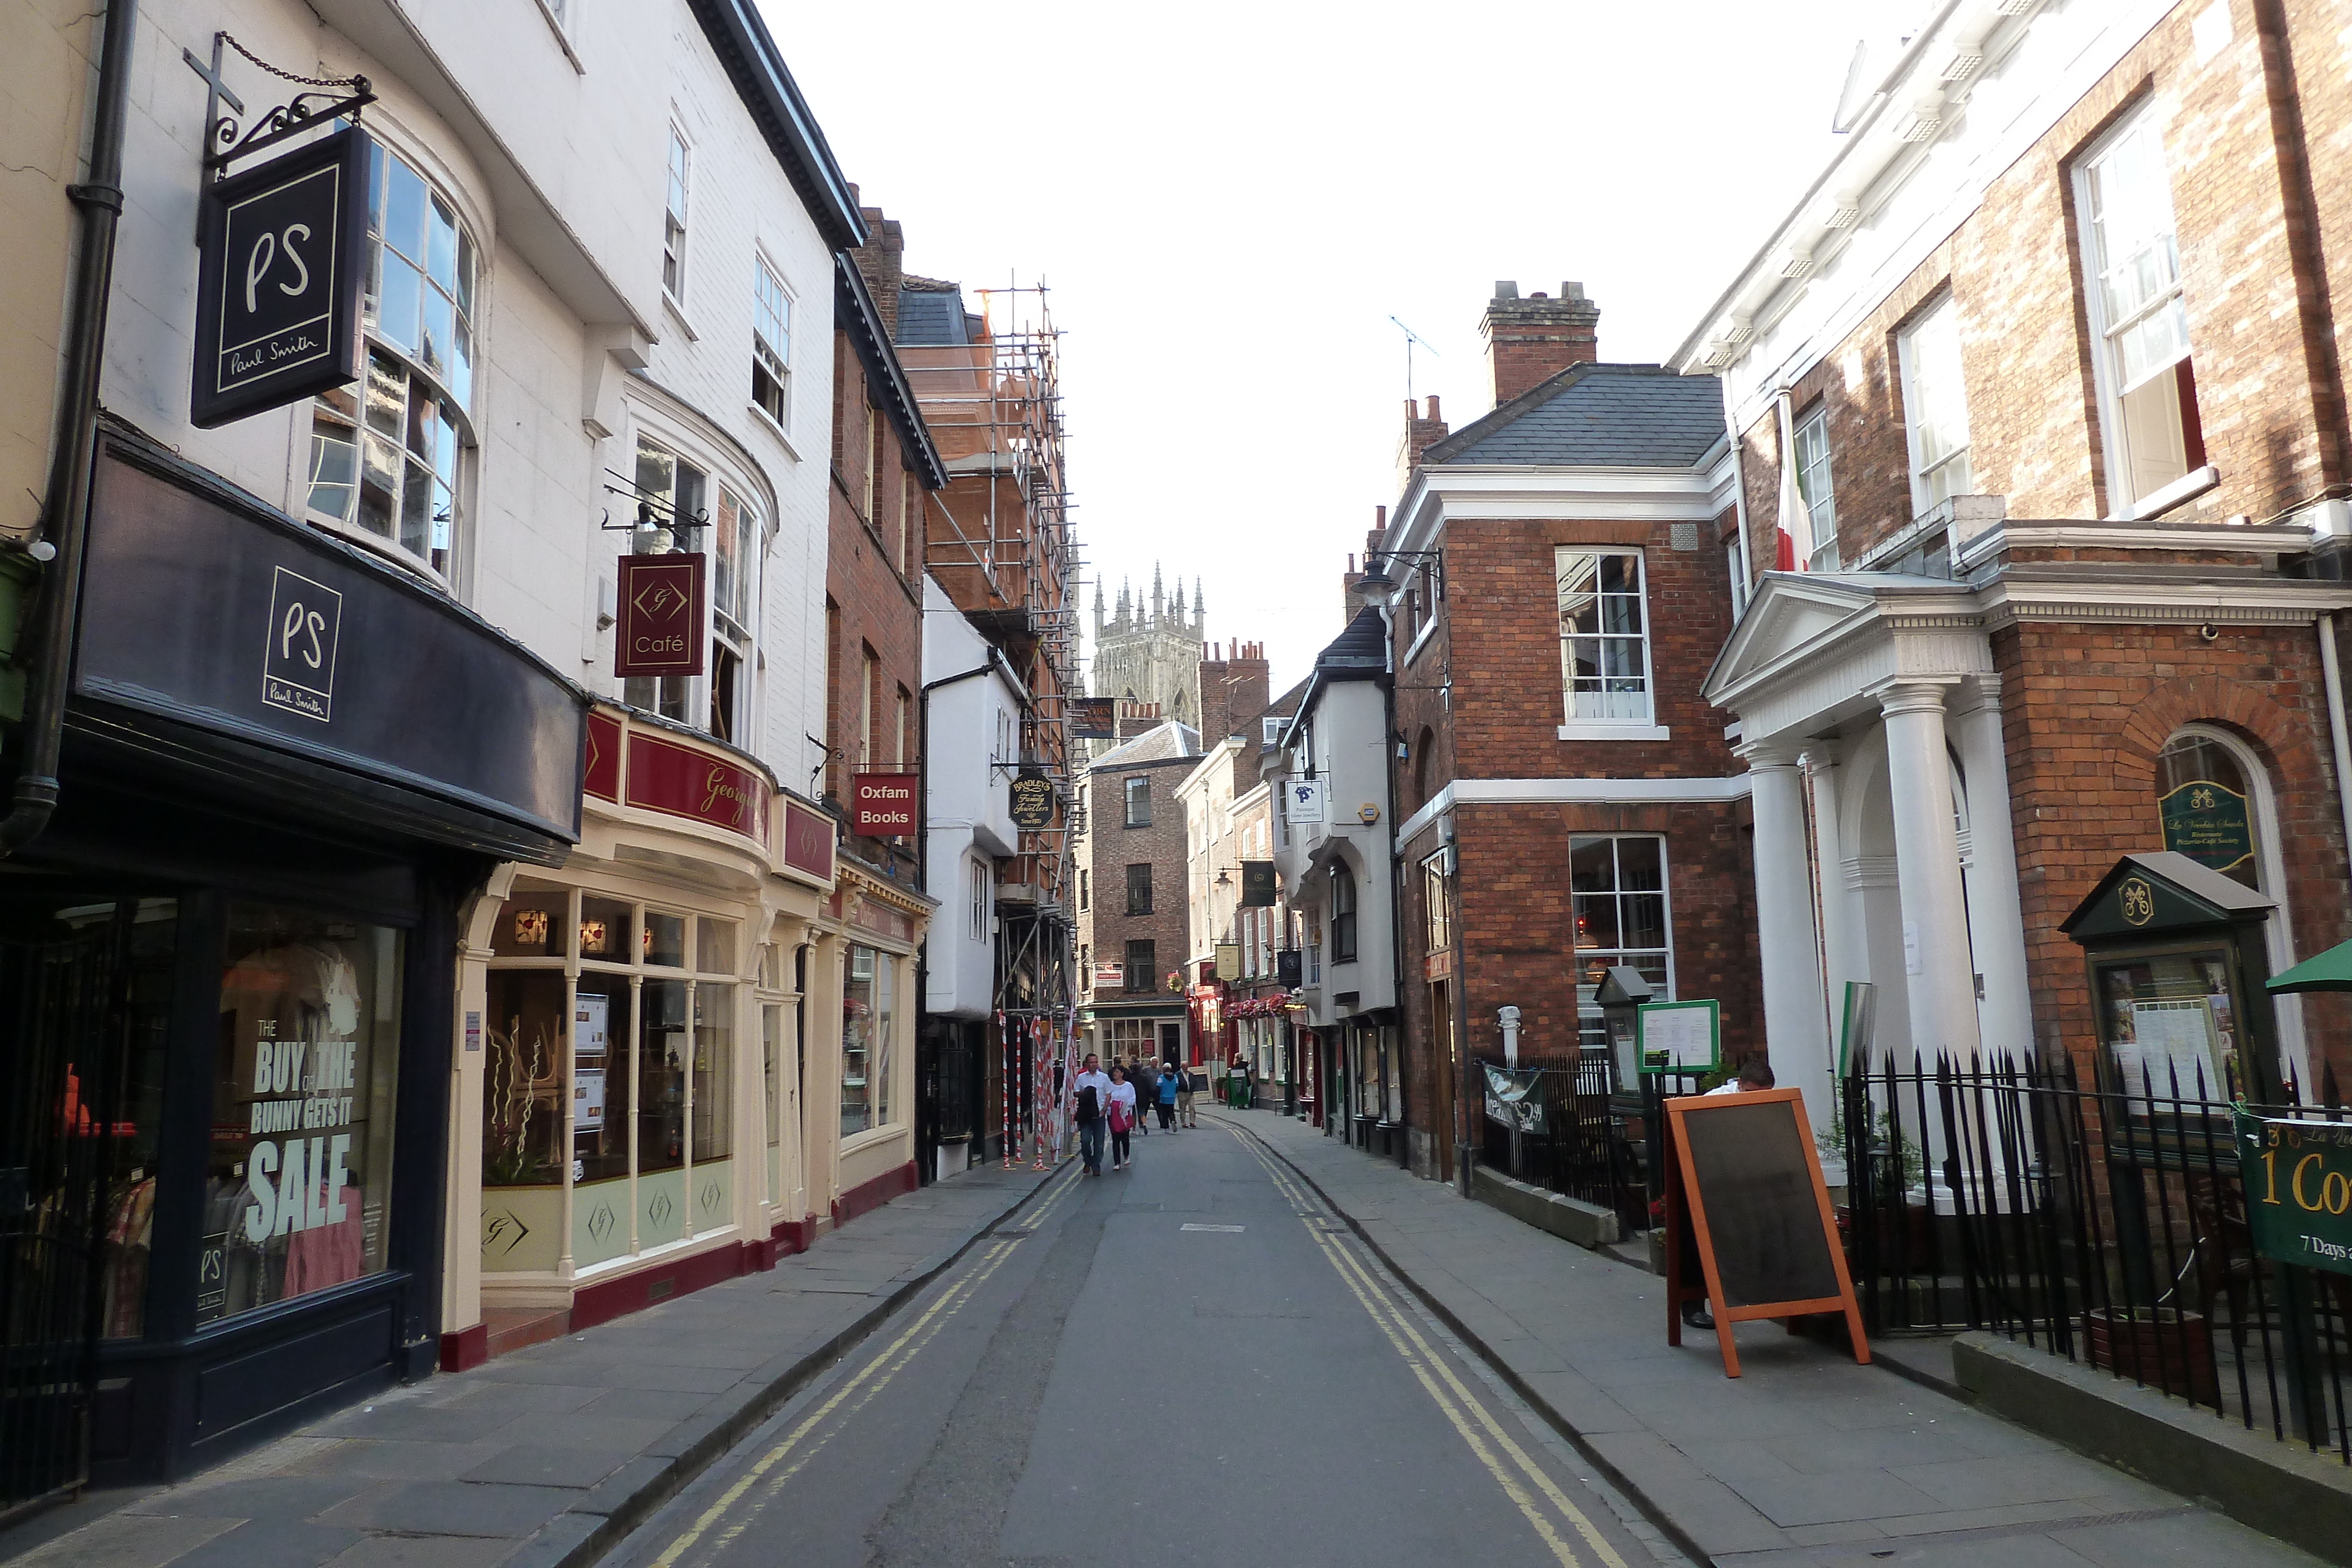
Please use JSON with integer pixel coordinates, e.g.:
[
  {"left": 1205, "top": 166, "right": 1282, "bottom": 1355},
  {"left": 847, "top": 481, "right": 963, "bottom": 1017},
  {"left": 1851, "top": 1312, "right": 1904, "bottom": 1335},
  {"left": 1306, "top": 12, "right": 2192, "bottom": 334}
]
[{"left": 191, "top": 124, "right": 370, "bottom": 429}]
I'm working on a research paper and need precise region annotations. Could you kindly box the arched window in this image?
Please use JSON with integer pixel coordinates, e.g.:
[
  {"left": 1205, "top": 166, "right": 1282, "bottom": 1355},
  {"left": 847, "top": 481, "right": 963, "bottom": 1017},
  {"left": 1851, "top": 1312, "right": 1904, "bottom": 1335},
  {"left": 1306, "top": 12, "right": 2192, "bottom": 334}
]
[
  {"left": 2153, "top": 724, "right": 2308, "bottom": 1083},
  {"left": 1329, "top": 864, "right": 1358, "bottom": 964},
  {"left": 306, "top": 139, "right": 479, "bottom": 581}
]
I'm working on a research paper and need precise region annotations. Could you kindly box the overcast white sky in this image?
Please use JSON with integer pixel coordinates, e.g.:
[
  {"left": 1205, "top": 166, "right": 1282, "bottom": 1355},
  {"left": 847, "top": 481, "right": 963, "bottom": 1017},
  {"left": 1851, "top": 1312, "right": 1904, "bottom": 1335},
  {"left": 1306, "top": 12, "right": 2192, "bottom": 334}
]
[{"left": 766, "top": 0, "right": 1892, "bottom": 692}]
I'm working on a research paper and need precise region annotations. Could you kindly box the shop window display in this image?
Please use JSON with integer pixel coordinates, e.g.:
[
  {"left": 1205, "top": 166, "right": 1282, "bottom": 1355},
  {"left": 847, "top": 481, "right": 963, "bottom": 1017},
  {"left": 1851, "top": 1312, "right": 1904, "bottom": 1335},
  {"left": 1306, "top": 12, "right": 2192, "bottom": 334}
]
[
  {"left": 205, "top": 905, "right": 401, "bottom": 1325},
  {"left": 841, "top": 947, "right": 896, "bottom": 1137}
]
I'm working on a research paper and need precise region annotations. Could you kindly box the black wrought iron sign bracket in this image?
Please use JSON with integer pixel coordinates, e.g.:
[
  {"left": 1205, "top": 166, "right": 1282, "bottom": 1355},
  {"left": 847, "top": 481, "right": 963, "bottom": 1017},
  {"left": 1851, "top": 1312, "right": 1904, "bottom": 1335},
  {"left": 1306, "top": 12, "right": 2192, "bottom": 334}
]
[
  {"left": 186, "top": 32, "right": 375, "bottom": 179},
  {"left": 600, "top": 470, "right": 709, "bottom": 543}
]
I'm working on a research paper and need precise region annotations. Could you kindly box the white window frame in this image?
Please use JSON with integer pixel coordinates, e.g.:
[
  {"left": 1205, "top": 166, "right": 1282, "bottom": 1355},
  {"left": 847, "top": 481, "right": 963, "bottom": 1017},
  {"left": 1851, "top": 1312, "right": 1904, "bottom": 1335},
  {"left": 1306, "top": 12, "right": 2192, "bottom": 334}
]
[
  {"left": 307, "top": 138, "right": 480, "bottom": 589},
  {"left": 1554, "top": 547, "right": 1668, "bottom": 741},
  {"left": 622, "top": 420, "right": 762, "bottom": 740},
  {"left": 968, "top": 855, "right": 990, "bottom": 940},
  {"left": 2073, "top": 105, "right": 2213, "bottom": 519},
  {"left": 1897, "top": 294, "right": 1973, "bottom": 516},
  {"left": 1725, "top": 538, "right": 1749, "bottom": 621},
  {"left": 1568, "top": 833, "right": 1676, "bottom": 1057},
  {"left": 663, "top": 123, "right": 691, "bottom": 304},
  {"left": 2159, "top": 724, "right": 2307, "bottom": 1085},
  {"left": 752, "top": 253, "right": 791, "bottom": 434},
  {"left": 1793, "top": 404, "right": 1840, "bottom": 571}
]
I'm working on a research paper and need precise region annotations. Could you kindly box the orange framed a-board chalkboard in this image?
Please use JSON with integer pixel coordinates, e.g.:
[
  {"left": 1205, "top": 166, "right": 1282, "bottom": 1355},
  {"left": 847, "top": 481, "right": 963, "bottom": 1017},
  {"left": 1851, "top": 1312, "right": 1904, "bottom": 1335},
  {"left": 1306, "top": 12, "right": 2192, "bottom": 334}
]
[{"left": 1662, "top": 1087, "right": 1869, "bottom": 1377}]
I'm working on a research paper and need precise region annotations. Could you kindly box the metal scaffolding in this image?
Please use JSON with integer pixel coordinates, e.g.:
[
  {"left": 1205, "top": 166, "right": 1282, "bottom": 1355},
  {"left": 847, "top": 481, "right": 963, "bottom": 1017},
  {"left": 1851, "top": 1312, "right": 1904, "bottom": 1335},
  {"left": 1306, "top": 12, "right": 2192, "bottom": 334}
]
[{"left": 901, "top": 283, "right": 1081, "bottom": 1165}]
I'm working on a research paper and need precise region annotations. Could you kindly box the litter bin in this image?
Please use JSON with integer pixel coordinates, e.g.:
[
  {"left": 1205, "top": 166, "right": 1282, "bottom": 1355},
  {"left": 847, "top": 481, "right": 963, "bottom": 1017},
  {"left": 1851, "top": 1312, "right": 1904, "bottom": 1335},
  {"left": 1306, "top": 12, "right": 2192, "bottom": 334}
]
[{"left": 1230, "top": 1069, "right": 1250, "bottom": 1110}]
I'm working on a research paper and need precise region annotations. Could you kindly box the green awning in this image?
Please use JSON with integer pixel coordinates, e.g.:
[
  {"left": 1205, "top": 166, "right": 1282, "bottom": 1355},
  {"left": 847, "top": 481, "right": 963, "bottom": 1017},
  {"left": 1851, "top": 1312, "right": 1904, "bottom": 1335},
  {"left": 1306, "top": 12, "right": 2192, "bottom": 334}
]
[{"left": 2268, "top": 938, "right": 2352, "bottom": 993}]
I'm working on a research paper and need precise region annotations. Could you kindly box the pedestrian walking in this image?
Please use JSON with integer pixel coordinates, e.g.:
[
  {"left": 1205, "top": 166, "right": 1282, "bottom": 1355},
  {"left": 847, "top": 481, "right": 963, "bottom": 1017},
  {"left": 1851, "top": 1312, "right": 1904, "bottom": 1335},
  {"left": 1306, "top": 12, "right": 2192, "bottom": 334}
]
[
  {"left": 1131, "top": 1058, "right": 1158, "bottom": 1136},
  {"left": 1155, "top": 1059, "right": 1179, "bottom": 1130},
  {"left": 1175, "top": 1061, "right": 1196, "bottom": 1128},
  {"left": 1105, "top": 1064, "right": 1137, "bottom": 1171},
  {"left": 1072, "top": 1053, "right": 1111, "bottom": 1175}
]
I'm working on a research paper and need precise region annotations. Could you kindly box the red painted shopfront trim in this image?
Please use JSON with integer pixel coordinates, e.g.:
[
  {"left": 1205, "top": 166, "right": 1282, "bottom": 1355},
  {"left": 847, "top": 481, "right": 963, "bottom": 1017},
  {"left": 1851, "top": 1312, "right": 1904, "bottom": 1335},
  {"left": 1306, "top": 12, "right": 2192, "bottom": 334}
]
[
  {"left": 437, "top": 1320, "right": 489, "bottom": 1373},
  {"left": 830, "top": 1161, "right": 917, "bottom": 1230},
  {"left": 569, "top": 1239, "right": 747, "bottom": 1332}
]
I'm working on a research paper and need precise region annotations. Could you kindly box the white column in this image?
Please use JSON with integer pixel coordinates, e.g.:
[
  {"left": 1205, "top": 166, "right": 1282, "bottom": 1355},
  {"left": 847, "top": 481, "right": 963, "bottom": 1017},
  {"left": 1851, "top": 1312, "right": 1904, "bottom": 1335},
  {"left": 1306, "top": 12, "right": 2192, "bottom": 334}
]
[
  {"left": 1803, "top": 743, "right": 1865, "bottom": 1032},
  {"left": 1952, "top": 677, "right": 2035, "bottom": 1065},
  {"left": 1739, "top": 740, "right": 1833, "bottom": 1141},
  {"left": 1875, "top": 680, "right": 1983, "bottom": 1068}
]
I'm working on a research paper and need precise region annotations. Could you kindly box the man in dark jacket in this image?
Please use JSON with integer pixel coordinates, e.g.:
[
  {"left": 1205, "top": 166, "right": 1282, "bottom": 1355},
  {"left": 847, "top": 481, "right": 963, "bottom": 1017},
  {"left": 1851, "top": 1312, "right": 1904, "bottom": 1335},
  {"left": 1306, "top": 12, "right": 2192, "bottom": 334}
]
[{"left": 1131, "top": 1058, "right": 1158, "bottom": 1136}]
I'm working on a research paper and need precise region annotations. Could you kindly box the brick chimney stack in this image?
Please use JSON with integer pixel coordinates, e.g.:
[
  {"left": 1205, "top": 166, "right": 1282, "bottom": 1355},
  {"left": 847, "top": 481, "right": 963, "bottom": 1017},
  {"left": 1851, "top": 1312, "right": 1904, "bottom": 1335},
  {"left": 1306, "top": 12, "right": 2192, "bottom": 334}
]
[
  {"left": 1197, "top": 640, "right": 1272, "bottom": 745},
  {"left": 1342, "top": 506, "right": 1388, "bottom": 621},
  {"left": 1483, "top": 280, "right": 1599, "bottom": 407},
  {"left": 1396, "top": 396, "right": 1449, "bottom": 489},
  {"left": 851, "top": 197, "right": 907, "bottom": 336}
]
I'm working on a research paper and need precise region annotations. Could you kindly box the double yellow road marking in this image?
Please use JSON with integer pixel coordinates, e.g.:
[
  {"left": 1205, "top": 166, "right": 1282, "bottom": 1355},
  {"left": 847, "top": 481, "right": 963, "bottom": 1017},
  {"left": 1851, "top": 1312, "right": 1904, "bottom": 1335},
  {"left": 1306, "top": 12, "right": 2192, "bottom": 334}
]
[
  {"left": 649, "top": 1165, "right": 1082, "bottom": 1567},
  {"left": 1225, "top": 1126, "right": 1630, "bottom": 1568}
]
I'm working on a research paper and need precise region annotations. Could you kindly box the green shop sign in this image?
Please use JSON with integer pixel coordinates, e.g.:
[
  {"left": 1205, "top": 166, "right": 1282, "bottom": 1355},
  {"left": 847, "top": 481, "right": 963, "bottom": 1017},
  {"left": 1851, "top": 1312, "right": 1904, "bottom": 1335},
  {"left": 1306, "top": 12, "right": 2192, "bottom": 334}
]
[
  {"left": 2160, "top": 778, "right": 2253, "bottom": 878},
  {"left": 2236, "top": 1110, "right": 2352, "bottom": 1276}
]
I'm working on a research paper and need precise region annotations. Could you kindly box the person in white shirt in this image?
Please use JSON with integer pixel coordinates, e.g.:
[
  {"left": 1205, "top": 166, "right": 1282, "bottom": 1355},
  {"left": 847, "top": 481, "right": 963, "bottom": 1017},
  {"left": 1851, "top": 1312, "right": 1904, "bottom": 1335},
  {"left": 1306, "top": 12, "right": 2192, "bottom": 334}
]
[
  {"left": 1105, "top": 1064, "right": 1140, "bottom": 1171},
  {"left": 1070, "top": 1054, "right": 1112, "bottom": 1175},
  {"left": 1704, "top": 1056, "right": 1775, "bottom": 1096}
]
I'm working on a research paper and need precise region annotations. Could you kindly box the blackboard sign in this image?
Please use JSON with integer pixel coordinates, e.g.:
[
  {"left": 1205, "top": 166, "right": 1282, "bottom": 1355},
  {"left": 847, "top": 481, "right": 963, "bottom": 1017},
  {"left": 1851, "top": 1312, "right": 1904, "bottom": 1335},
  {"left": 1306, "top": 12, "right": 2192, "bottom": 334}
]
[
  {"left": 1663, "top": 1088, "right": 1868, "bottom": 1376},
  {"left": 191, "top": 125, "right": 370, "bottom": 429}
]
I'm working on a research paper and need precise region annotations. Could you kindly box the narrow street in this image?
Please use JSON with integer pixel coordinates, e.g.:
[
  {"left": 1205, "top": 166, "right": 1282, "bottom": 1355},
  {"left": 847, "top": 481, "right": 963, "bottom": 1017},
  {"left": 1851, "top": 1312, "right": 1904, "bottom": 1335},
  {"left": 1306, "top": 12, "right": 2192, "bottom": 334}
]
[{"left": 602, "top": 1123, "right": 1668, "bottom": 1568}]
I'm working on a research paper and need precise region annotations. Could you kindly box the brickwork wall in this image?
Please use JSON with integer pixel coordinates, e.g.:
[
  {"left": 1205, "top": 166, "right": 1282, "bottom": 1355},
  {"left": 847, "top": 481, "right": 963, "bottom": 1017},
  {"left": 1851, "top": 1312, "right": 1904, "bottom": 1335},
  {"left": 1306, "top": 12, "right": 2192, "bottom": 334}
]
[
  {"left": 1999, "top": 618, "right": 2352, "bottom": 1081},
  {"left": 1734, "top": 0, "right": 2352, "bottom": 594},
  {"left": 825, "top": 335, "right": 926, "bottom": 872},
  {"left": 1080, "top": 757, "right": 1194, "bottom": 999},
  {"left": 1389, "top": 506, "right": 1763, "bottom": 1154}
]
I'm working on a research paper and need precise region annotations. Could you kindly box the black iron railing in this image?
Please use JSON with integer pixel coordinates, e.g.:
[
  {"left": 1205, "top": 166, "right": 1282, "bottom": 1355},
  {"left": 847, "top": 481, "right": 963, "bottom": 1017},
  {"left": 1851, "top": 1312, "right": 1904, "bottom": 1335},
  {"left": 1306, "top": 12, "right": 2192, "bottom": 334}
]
[
  {"left": 1475, "top": 1052, "right": 1680, "bottom": 1235},
  {"left": 1840, "top": 1051, "right": 2352, "bottom": 1463}
]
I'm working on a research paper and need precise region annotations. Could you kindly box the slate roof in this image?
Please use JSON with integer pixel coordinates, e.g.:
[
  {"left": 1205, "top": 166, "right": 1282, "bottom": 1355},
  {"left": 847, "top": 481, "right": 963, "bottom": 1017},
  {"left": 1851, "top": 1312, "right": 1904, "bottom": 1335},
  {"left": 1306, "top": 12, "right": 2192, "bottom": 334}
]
[
  {"left": 896, "top": 282, "right": 975, "bottom": 346},
  {"left": 1316, "top": 607, "right": 1390, "bottom": 671},
  {"left": 1423, "top": 363, "right": 1723, "bottom": 468}
]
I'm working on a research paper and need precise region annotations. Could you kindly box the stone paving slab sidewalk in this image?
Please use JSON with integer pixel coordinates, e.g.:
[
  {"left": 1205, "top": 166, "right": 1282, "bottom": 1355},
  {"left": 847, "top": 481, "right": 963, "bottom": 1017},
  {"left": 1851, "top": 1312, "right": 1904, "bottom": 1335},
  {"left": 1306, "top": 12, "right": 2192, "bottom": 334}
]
[
  {"left": 1214, "top": 1108, "right": 2324, "bottom": 1568},
  {"left": 0, "top": 1161, "right": 1061, "bottom": 1568}
]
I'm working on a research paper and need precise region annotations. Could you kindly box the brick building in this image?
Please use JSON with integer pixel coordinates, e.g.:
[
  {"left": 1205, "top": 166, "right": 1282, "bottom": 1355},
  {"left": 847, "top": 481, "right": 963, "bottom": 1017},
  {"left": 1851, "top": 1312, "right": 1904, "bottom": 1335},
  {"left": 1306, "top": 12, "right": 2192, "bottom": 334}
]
[
  {"left": 1671, "top": 0, "right": 2352, "bottom": 1121},
  {"left": 1372, "top": 286, "right": 1759, "bottom": 1179},
  {"left": 1076, "top": 721, "right": 1200, "bottom": 1069}
]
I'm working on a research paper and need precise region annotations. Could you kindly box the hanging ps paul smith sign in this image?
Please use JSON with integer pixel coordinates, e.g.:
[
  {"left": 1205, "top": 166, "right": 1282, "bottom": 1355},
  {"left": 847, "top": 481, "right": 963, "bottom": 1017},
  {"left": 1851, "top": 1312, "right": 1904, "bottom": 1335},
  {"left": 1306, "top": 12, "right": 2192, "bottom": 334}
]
[
  {"left": 191, "top": 125, "right": 370, "bottom": 429},
  {"left": 2160, "top": 778, "right": 2254, "bottom": 879},
  {"left": 1007, "top": 769, "right": 1056, "bottom": 831}
]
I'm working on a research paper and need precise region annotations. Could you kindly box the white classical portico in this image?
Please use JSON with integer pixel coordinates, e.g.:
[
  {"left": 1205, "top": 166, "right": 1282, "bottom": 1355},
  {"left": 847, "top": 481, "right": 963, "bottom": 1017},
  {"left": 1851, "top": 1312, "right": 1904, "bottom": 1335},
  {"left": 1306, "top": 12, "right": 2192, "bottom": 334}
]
[{"left": 1703, "top": 575, "right": 2036, "bottom": 1122}]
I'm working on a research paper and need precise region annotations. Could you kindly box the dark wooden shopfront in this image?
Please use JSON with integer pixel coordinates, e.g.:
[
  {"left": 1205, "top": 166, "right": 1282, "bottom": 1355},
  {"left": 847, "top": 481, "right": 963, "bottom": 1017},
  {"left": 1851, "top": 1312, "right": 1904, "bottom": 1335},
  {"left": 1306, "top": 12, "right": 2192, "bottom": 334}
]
[{"left": 0, "top": 426, "right": 583, "bottom": 1497}]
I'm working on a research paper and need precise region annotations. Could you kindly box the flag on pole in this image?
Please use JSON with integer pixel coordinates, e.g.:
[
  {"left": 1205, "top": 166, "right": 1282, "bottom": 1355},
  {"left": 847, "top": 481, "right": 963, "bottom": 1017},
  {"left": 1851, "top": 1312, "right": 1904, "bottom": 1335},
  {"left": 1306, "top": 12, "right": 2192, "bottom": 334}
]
[{"left": 1774, "top": 390, "right": 1805, "bottom": 573}]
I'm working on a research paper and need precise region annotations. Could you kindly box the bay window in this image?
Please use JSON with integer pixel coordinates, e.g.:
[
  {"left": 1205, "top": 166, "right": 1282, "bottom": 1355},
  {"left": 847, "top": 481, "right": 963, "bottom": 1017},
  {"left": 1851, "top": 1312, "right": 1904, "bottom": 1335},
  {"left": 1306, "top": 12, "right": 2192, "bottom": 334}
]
[
  {"left": 308, "top": 140, "right": 475, "bottom": 580},
  {"left": 624, "top": 432, "right": 758, "bottom": 740}
]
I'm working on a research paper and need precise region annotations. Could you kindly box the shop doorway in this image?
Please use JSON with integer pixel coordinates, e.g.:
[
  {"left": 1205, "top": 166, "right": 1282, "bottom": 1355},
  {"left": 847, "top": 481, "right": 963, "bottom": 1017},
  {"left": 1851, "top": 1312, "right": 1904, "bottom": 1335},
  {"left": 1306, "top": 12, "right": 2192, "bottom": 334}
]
[{"left": 0, "top": 901, "right": 162, "bottom": 1520}]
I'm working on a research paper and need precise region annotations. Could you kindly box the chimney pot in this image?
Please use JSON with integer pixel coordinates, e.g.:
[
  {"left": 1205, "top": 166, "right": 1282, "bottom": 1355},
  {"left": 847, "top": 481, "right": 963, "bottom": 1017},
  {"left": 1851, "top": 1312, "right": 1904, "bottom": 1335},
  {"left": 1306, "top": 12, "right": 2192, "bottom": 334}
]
[
  {"left": 1530, "top": 292, "right": 1548, "bottom": 300},
  {"left": 1494, "top": 280, "right": 1519, "bottom": 300},
  {"left": 1563, "top": 281, "right": 1585, "bottom": 299},
  {"left": 1375, "top": 505, "right": 1388, "bottom": 528},
  {"left": 1425, "top": 394, "right": 1441, "bottom": 420}
]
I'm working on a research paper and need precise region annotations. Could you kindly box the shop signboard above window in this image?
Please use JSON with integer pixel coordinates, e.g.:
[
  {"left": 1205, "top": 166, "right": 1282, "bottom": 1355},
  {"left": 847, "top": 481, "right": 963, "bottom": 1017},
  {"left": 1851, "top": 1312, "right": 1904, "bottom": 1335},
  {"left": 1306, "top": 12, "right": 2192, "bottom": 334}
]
[
  {"left": 615, "top": 553, "right": 707, "bottom": 678},
  {"left": 192, "top": 126, "right": 370, "bottom": 429},
  {"left": 1008, "top": 768, "right": 1055, "bottom": 830},
  {"left": 1070, "top": 696, "right": 1116, "bottom": 740},
  {"left": 851, "top": 772, "right": 918, "bottom": 835},
  {"left": 79, "top": 439, "right": 584, "bottom": 861}
]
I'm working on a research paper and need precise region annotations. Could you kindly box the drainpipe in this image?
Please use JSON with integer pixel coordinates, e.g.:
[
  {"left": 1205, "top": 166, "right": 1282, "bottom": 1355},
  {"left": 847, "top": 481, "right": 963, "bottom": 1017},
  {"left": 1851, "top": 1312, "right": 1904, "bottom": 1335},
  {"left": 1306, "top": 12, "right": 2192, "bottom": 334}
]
[
  {"left": 0, "top": 0, "right": 137, "bottom": 858},
  {"left": 2318, "top": 615, "right": 2352, "bottom": 907}
]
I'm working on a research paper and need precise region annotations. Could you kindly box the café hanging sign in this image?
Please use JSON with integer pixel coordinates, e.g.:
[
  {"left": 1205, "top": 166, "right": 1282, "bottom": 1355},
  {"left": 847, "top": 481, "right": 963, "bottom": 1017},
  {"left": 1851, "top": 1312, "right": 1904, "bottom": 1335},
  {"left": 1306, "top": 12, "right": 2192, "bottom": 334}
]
[
  {"left": 614, "top": 554, "right": 707, "bottom": 678},
  {"left": 192, "top": 125, "right": 370, "bottom": 429}
]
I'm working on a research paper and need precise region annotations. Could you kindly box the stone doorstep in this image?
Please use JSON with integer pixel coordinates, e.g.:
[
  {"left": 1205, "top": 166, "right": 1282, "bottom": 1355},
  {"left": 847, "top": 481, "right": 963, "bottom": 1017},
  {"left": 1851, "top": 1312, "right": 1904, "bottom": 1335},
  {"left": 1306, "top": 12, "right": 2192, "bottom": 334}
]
[{"left": 1953, "top": 1331, "right": 2352, "bottom": 1568}]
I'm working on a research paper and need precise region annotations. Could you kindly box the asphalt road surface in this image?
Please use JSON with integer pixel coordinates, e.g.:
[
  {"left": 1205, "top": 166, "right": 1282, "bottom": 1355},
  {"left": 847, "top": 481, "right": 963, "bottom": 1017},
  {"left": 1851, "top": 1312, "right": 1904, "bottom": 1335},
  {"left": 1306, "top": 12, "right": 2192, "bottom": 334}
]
[{"left": 601, "top": 1118, "right": 1678, "bottom": 1568}]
